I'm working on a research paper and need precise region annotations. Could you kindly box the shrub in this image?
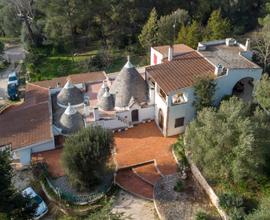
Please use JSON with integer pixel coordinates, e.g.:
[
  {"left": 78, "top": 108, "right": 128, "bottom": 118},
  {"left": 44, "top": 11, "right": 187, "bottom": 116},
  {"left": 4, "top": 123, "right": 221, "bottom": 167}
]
[
  {"left": 193, "top": 76, "right": 216, "bottom": 112},
  {"left": 174, "top": 180, "right": 185, "bottom": 192},
  {"left": 219, "top": 192, "right": 246, "bottom": 220},
  {"left": 61, "top": 126, "right": 114, "bottom": 190},
  {"left": 196, "top": 211, "right": 209, "bottom": 220}
]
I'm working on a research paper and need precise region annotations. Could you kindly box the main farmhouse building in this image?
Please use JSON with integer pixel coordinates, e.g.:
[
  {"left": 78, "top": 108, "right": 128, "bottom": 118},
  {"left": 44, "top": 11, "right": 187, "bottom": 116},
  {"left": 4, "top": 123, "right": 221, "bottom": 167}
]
[{"left": 0, "top": 38, "right": 262, "bottom": 166}]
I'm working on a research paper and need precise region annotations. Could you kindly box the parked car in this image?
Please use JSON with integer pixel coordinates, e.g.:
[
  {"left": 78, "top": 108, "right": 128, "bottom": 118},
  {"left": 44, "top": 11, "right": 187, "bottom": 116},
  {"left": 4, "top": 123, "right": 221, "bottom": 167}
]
[
  {"left": 7, "top": 83, "right": 18, "bottom": 100},
  {"left": 22, "top": 187, "right": 48, "bottom": 220},
  {"left": 8, "top": 72, "right": 19, "bottom": 86}
]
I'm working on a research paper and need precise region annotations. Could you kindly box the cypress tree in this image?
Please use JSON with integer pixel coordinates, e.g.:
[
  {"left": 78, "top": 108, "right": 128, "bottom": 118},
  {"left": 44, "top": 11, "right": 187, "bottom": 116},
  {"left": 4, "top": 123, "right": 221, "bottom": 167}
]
[{"left": 138, "top": 8, "right": 158, "bottom": 51}]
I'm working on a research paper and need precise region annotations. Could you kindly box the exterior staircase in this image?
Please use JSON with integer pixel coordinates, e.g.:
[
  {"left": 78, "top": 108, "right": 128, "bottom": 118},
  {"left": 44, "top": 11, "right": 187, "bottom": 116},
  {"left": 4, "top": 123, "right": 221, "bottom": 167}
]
[{"left": 115, "top": 161, "right": 163, "bottom": 200}]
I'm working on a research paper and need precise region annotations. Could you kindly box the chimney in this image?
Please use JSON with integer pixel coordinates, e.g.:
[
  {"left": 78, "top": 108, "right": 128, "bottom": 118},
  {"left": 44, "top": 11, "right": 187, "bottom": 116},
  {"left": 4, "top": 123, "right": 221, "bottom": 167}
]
[
  {"left": 245, "top": 38, "right": 250, "bottom": 51},
  {"left": 215, "top": 64, "right": 224, "bottom": 76},
  {"left": 93, "top": 107, "right": 100, "bottom": 121},
  {"left": 168, "top": 46, "right": 173, "bottom": 61}
]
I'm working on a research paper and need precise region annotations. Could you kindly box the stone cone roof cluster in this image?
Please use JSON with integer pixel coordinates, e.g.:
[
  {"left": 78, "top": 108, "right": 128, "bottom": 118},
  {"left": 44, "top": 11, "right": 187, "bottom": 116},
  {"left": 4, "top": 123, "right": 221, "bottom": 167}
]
[
  {"left": 57, "top": 80, "right": 84, "bottom": 107},
  {"left": 101, "top": 56, "right": 148, "bottom": 109},
  {"left": 59, "top": 103, "right": 84, "bottom": 134}
]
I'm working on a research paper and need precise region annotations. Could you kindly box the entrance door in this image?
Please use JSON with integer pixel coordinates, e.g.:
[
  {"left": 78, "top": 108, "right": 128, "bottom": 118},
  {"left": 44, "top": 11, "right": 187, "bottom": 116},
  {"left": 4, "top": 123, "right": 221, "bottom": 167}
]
[
  {"left": 131, "top": 109, "right": 139, "bottom": 122},
  {"left": 158, "top": 109, "right": 164, "bottom": 129}
]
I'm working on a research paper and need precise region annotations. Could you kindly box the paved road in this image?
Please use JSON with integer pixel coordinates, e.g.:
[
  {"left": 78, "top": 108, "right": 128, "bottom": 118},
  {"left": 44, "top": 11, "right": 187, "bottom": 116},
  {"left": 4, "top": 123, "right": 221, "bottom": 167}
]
[{"left": 0, "top": 46, "right": 25, "bottom": 99}]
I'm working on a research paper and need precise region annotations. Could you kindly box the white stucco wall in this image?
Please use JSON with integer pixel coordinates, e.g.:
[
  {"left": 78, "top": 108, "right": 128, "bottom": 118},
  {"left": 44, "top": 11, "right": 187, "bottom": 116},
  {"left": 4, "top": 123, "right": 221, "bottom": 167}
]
[
  {"left": 154, "top": 85, "right": 169, "bottom": 136},
  {"left": 214, "top": 68, "right": 262, "bottom": 104},
  {"left": 167, "top": 87, "right": 196, "bottom": 136},
  {"left": 150, "top": 48, "right": 163, "bottom": 65},
  {"left": 17, "top": 148, "right": 31, "bottom": 165},
  {"left": 139, "top": 106, "right": 155, "bottom": 121},
  {"left": 31, "top": 139, "right": 55, "bottom": 153},
  {"left": 158, "top": 67, "right": 262, "bottom": 137},
  {"left": 14, "top": 139, "right": 55, "bottom": 165},
  {"left": 94, "top": 119, "right": 128, "bottom": 129}
]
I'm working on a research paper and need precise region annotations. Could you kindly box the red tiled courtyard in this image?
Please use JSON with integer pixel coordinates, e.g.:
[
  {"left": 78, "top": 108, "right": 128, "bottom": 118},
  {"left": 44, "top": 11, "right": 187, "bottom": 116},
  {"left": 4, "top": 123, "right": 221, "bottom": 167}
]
[
  {"left": 114, "top": 122, "right": 178, "bottom": 199},
  {"left": 32, "top": 148, "right": 64, "bottom": 177},
  {"left": 32, "top": 122, "right": 178, "bottom": 199}
]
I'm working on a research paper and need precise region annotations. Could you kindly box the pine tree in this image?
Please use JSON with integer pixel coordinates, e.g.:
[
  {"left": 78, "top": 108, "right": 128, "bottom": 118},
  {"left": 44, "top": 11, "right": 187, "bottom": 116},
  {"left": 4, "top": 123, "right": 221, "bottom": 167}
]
[
  {"left": 178, "top": 20, "right": 202, "bottom": 49},
  {"left": 138, "top": 8, "right": 158, "bottom": 51},
  {"left": 186, "top": 20, "right": 202, "bottom": 49},
  {"left": 157, "top": 9, "right": 189, "bottom": 45},
  {"left": 204, "top": 9, "right": 231, "bottom": 41},
  {"left": 178, "top": 25, "right": 188, "bottom": 45}
]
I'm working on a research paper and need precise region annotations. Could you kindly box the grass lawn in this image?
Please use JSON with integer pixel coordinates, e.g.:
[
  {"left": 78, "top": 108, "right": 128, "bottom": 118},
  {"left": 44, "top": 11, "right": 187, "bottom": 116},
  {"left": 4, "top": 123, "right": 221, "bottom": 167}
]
[
  {"left": 29, "top": 49, "right": 147, "bottom": 82},
  {"left": 0, "top": 37, "right": 20, "bottom": 44}
]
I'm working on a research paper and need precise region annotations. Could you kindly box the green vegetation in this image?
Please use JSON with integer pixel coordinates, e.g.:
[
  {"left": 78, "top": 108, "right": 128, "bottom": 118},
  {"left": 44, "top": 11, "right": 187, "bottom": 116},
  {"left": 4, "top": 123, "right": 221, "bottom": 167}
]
[
  {"left": 174, "top": 180, "right": 185, "bottom": 192},
  {"left": 0, "top": 149, "right": 36, "bottom": 219},
  {"left": 204, "top": 9, "right": 231, "bottom": 41},
  {"left": 193, "top": 77, "right": 216, "bottom": 112},
  {"left": 195, "top": 211, "right": 209, "bottom": 220},
  {"left": 185, "top": 97, "right": 270, "bottom": 219},
  {"left": 173, "top": 137, "right": 188, "bottom": 169},
  {"left": 156, "top": 9, "right": 189, "bottom": 45},
  {"left": 255, "top": 74, "right": 270, "bottom": 112},
  {"left": 0, "top": 40, "right": 4, "bottom": 54},
  {"left": 219, "top": 193, "right": 246, "bottom": 219},
  {"left": 138, "top": 8, "right": 158, "bottom": 51},
  {"left": 178, "top": 20, "right": 203, "bottom": 49},
  {"left": 25, "top": 49, "right": 146, "bottom": 81},
  {"left": 61, "top": 126, "right": 114, "bottom": 190}
]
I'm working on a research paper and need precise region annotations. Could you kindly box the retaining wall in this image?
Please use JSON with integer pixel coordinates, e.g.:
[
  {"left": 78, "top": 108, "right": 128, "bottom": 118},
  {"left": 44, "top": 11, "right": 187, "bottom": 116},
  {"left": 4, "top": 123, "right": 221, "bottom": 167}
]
[{"left": 186, "top": 156, "right": 229, "bottom": 220}]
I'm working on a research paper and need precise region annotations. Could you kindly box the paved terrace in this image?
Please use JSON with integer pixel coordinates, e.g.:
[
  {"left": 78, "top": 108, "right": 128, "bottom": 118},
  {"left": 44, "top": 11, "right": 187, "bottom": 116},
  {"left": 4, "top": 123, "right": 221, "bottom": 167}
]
[
  {"left": 114, "top": 122, "right": 178, "bottom": 200},
  {"left": 32, "top": 122, "right": 178, "bottom": 200}
]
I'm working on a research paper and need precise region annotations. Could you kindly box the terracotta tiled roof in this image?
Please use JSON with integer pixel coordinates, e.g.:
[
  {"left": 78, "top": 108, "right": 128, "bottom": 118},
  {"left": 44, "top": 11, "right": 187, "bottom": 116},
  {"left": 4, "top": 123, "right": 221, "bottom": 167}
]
[
  {"left": 153, "top": 44, "right": 194, "bottom": 58},
  {"left": 33, "top": 71, "right": 106, "bottom": 88},
  {"left": 0, "top": 84, "right": 53, "bottom": 150},
  {"left": 146, "top": 51, "right": 215, "bottom": 94}
]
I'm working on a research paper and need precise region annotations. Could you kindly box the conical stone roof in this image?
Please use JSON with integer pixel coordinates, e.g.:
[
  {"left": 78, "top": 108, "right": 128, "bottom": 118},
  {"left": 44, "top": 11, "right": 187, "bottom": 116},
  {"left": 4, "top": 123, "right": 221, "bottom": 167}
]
[
  {"left": 110, "top": 56, "right": 148, "bottom": 108},
  {"left": 57, "top": 80, "right": 84, "bottom": 107},
  {"left": 97, "top": 81, "right": 108, "bottom": 99},
  {"left": 98, "top": 89, "right": 114, "bottom": 111},
  {"left": 59, "top": 103, "right": 84, "bottom": 134}
]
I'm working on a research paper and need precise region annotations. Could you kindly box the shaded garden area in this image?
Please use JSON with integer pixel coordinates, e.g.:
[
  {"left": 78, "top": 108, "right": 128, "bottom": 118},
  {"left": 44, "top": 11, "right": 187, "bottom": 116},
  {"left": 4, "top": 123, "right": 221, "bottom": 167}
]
[{"left": 154, "top": 173, "right": 220, "bottom": 220}]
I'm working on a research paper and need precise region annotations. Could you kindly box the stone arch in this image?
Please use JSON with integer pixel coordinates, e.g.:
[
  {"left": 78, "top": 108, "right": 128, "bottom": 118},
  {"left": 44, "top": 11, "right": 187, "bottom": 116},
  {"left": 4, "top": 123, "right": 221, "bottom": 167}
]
[{"left": 232, "top": 77, "right": 255, "bottom": 102}]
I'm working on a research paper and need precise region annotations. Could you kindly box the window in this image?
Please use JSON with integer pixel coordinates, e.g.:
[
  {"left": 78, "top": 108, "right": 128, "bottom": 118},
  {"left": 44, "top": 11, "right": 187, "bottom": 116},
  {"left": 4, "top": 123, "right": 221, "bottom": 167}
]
[
  {"left": 172, "top": 93, "right": 187, "bottom": 105},
  {"left": 158, "top": 87, "right": 166, "bottom": 101},
  {"left": 175, "top": 117, "right": 184, "bottom": 128},
  {"left": 148, "top": 77, "right": 155, "bottom": 88}
]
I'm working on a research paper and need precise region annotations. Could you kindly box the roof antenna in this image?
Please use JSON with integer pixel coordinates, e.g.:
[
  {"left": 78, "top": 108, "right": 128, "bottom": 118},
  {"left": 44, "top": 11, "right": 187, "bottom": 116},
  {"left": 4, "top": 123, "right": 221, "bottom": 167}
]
[{"left": 172, "top": 11, "right": 177, "bottom": 46}]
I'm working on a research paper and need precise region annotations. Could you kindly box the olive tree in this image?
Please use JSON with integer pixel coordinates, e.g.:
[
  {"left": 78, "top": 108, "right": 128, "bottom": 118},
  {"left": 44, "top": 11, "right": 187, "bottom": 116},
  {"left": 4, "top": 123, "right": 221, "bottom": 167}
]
[
  {"left": 193, "top": 76, "right": 216, "bottom": 112},
  {"left": 185, "top": 97, "right": 270, "bottom": 183},
  {"left": 61, "top": 126, "right": 114, "bottom": 190},
  {"left": 254, "top": 74, "right": 270, "bottom": 112}
]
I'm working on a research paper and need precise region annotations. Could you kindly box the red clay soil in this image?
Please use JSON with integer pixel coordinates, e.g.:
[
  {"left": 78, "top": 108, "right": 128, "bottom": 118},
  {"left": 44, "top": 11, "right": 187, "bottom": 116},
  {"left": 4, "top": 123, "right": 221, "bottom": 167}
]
[
  {"left": 132, "top": 162, "right": 162, "bottom": 185},
  {"left": 115, "top": 169, "right": 154, "bottom": 200},
  {"left": 114, "top": 122, "right": 178, "bottom": 199},
  {"left": 32, "top": 148, "right": 64, "bottom": 177}
]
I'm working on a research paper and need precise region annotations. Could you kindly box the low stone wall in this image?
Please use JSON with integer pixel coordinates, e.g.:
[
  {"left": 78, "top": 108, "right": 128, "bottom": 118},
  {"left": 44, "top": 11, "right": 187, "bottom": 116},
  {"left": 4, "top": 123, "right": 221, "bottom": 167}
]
[{"left": 186, "top": 156, "right": 229, "bottom": 220}]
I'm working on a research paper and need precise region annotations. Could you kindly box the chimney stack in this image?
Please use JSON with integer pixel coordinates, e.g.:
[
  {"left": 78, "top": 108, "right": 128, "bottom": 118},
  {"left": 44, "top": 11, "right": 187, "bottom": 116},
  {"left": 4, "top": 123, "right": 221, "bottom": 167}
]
[
  {"left": 168, "top": 46, "right": 173, "bottom": 61},
  {"left": 93, "top": 107, "right": 100, "bottom": 121},
  {"left": 245, "top": 38, "right": 250, "bottom": 51}
]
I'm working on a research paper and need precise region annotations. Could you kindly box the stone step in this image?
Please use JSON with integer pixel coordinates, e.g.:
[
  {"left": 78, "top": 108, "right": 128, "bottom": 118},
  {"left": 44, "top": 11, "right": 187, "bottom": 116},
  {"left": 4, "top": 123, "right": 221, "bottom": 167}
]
[
  {"left": 132, "top": 162, "right": 162, "bottom": 186},
  {"left": 115, "top": 169, "right": 153, "bottom": 200}
]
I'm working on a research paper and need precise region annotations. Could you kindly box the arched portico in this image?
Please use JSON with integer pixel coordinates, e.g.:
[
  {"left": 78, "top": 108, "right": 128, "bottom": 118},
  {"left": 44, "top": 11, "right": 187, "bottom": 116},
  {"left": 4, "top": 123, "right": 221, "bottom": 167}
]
[{"left": 232, "top": 77, "right": 254, "bottom": 102}]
